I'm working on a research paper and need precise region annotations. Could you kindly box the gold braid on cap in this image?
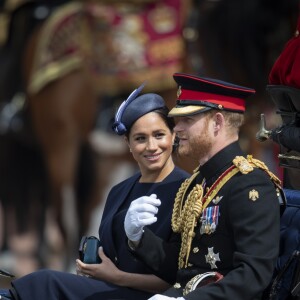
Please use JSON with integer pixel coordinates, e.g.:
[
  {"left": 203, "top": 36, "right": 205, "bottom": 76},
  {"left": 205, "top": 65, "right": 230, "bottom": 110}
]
[{"left": 172, "top": 170, "right": 204, "bottom": 269}]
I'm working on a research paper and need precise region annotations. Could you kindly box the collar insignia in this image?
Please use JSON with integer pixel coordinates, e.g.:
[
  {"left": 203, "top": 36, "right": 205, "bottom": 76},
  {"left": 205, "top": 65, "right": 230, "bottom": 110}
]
[
  {"left": 249, "top": 189, "right": 259, "bottom": 201},
  {"left": 212, "top": 195, "right": 223, "bottom": 204}
]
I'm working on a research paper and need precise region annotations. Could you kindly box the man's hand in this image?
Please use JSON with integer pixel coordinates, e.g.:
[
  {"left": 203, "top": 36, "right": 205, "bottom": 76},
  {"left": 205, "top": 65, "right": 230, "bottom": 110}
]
[
  {"left": 148, "top": 295, "right": 185, "bottom": 300},
  {"left": 124, "top": 194, "right": 161, "bottom": 241}
]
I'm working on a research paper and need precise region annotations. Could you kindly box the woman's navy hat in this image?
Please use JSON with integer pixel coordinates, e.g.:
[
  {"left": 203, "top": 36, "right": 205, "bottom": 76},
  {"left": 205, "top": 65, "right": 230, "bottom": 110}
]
[
  {"left": 112, "top": 83, "right": 165, "bottom": 135},
  {"left": 168, "top": 73, "right": 255, "bottom": 117}
]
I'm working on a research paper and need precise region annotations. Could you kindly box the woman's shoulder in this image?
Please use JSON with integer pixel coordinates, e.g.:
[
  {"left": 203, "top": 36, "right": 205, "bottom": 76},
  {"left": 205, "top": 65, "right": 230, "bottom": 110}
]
[
  {"left": 156, "top": 167, "right": 190, "bottom": 189},
  {"left": 169, "top": 166, "right": 190, "bottom": 180},
  {"left": 109, "top": 172, "right": 141, "bottom": 192}
]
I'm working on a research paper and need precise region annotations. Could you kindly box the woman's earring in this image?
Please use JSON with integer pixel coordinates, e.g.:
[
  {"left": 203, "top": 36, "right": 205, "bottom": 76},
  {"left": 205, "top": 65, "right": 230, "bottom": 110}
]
[{"left": 129, "top": 148, "right": 132, "bottom": 152}]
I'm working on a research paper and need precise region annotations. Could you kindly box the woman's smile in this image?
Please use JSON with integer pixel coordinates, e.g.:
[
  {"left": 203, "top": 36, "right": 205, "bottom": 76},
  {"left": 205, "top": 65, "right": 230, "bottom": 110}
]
[{"left": 144, "top": 152, "right": 162, "bottom": 161}]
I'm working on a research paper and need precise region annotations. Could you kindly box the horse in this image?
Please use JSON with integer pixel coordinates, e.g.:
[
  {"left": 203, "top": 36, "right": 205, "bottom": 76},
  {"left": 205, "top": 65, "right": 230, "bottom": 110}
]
[
  {"left": 0, "top": 0, "right": 195, "bottom": 275},
  {"left": 0, "top": 0, "right": 103, "bottom": 273}
]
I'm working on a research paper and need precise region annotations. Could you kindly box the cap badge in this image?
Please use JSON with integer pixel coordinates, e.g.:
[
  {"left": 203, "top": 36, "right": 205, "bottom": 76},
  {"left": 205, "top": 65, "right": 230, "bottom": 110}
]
[
  {"left": 205, "top": 247, "right": 220, "bottom": 269},
  {"left": 249, "top": 189, "right": 259, "bottom": 201},
  {"left": 177, "top": 86, "right": 182, "bottom": 97}
]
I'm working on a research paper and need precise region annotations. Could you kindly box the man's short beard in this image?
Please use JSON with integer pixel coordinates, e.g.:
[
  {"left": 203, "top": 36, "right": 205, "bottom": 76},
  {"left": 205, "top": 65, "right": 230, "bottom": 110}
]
[{"left": 178, "top": 118, "right": 212, "bottom": 161}]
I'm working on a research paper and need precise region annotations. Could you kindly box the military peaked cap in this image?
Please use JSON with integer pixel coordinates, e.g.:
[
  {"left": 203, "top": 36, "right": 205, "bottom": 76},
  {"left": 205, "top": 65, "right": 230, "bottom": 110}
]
[{"left": 168, "top": 73, "right": 255, "bottom": 117}]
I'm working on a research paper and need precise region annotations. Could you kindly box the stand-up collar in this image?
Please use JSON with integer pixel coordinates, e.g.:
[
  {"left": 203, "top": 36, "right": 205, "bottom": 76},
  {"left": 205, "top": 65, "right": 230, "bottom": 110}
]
[{"left": 199, "top": 141, "right": 244, "bottom": 183}]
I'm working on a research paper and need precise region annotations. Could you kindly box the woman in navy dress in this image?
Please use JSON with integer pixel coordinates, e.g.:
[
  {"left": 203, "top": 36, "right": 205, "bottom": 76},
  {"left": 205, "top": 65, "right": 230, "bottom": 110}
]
[{"left": 1, "top": 85, "right": 189, "bottom": 300}]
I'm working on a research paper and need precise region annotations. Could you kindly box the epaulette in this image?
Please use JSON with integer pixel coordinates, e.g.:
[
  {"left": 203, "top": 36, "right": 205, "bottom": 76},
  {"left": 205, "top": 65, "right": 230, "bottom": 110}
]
[
  {"left": 247, "top": 155, "right": 281, "bottom": 186},
  {"left": 233, "top": 156, "right": 254, "bottom": 174},
  {"left": 233, "top": 155, "right": 281, "bottom": 187}
]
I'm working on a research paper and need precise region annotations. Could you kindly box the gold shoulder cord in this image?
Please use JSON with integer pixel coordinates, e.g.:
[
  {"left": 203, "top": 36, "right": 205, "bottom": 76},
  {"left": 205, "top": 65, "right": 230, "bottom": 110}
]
[
  {"left": 172, "top": 165, "right": 238, "bottom": 269},
  {"left": 172, "top": 155, "right": 281, "bottom": 270},
  {"left": 172, "top": 170, "right": 204, "bottom": 269},
  {"left": 246, "top": 155, "right": 281, "bottom": 186}
]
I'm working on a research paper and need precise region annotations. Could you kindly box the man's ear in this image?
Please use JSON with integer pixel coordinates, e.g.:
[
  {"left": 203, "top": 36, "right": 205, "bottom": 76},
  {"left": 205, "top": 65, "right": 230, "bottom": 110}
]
[{"left": 213, "top": 112, "right": 225, "bottom": 132}]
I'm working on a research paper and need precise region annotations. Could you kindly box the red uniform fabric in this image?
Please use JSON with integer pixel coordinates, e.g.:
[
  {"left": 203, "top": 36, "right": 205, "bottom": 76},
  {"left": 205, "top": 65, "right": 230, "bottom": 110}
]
[{"left": 269, "top": 16, "right": 300, "bottom": 87}]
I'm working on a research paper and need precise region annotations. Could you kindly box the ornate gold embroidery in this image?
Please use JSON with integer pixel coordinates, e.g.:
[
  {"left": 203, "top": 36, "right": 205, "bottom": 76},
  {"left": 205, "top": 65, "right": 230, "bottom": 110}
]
[{"left": 233, "top": 156, "right": 253, "bottom": 174}]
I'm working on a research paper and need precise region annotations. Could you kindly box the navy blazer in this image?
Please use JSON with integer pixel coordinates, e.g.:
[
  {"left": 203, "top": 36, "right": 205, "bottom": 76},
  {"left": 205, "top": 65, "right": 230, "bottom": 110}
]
[{"left": 99, "top": 166, "right": 190, "bottom": 272}]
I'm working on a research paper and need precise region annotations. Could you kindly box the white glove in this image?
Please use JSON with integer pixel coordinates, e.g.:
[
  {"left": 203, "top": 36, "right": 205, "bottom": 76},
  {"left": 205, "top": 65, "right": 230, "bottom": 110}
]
[
  {"left": 148, "top": 295, "right": 185, "bottom": 300},
  {"left": 124, "top": 194, "right": 161, "bottom": 241}
]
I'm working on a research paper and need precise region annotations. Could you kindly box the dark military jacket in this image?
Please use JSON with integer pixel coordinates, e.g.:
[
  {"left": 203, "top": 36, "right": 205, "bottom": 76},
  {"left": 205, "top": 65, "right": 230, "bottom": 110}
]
[{"left": 132, "top": 142, "right": 281, "bottom": 300}]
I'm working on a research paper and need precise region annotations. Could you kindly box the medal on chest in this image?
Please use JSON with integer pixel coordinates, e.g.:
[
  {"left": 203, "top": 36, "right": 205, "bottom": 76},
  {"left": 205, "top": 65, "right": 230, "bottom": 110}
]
[
  {"left": 200, "top": 205, "right": 220, "bottom": 235},
  {"left": 205, "top": 247, "right": 221, "bottom": 269}
]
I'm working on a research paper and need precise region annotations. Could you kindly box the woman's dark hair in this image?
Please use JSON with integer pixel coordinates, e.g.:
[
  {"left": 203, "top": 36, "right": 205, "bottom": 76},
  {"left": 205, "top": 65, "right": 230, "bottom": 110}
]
[
  {"left": 125, "top": 106, "right": 175, "bottom": 137},
  {"left": 154, "top": 106, "right": 175, "bottom": 131}
]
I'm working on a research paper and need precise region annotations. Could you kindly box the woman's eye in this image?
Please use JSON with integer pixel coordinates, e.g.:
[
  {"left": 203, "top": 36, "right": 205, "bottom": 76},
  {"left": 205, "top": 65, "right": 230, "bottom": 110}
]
[
  {"left": 155, "top": 133, "right": 165, "bottom": 139},
  {"left": 135, "top": 136, "right": 145, "bottom": 142}
]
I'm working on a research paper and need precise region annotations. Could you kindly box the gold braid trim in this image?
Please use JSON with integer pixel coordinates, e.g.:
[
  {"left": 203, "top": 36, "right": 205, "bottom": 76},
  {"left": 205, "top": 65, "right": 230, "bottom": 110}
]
[
  {"left": 233, "top": 155, "right": 281, "bottom": 186},
  {"left": 172, "top": 171, "right": 199, "bottom": 232},
  {"left": 247, "top": 155, "right": 281, "bottom": 186},
  {"left": 172, "top": 171, "right": 204, "bottom": 269},
  {"left": 172, "top": 166, "right": 239, "bottom": 269}
]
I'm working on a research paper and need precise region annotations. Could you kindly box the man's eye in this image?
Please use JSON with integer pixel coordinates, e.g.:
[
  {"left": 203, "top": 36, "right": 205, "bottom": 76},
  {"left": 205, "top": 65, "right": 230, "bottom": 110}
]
[{"left": 185, "top": 118, "right": 193, "bottom": 123}]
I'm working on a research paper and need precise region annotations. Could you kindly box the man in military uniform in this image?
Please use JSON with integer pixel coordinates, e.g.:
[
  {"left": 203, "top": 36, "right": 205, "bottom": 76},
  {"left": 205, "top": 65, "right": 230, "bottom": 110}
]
[{"left": 124, "top": 73, "right": 282, "bottom": 300}]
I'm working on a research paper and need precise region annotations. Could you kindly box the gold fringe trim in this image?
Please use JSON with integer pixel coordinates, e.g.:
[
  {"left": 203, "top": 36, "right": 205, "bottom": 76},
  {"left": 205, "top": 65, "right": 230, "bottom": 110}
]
[
  {"left": 28, "top": 2, "right": 84, "bottom": 95},
  {"left": 28, "top": 56, "right": 83, "bottom": 95}
]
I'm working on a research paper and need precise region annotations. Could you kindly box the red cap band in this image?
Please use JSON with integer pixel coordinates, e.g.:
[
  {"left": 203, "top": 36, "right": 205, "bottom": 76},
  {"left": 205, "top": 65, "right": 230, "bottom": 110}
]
[{"left": 178, "top": 89, "right": 246, "bottom": 111}]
